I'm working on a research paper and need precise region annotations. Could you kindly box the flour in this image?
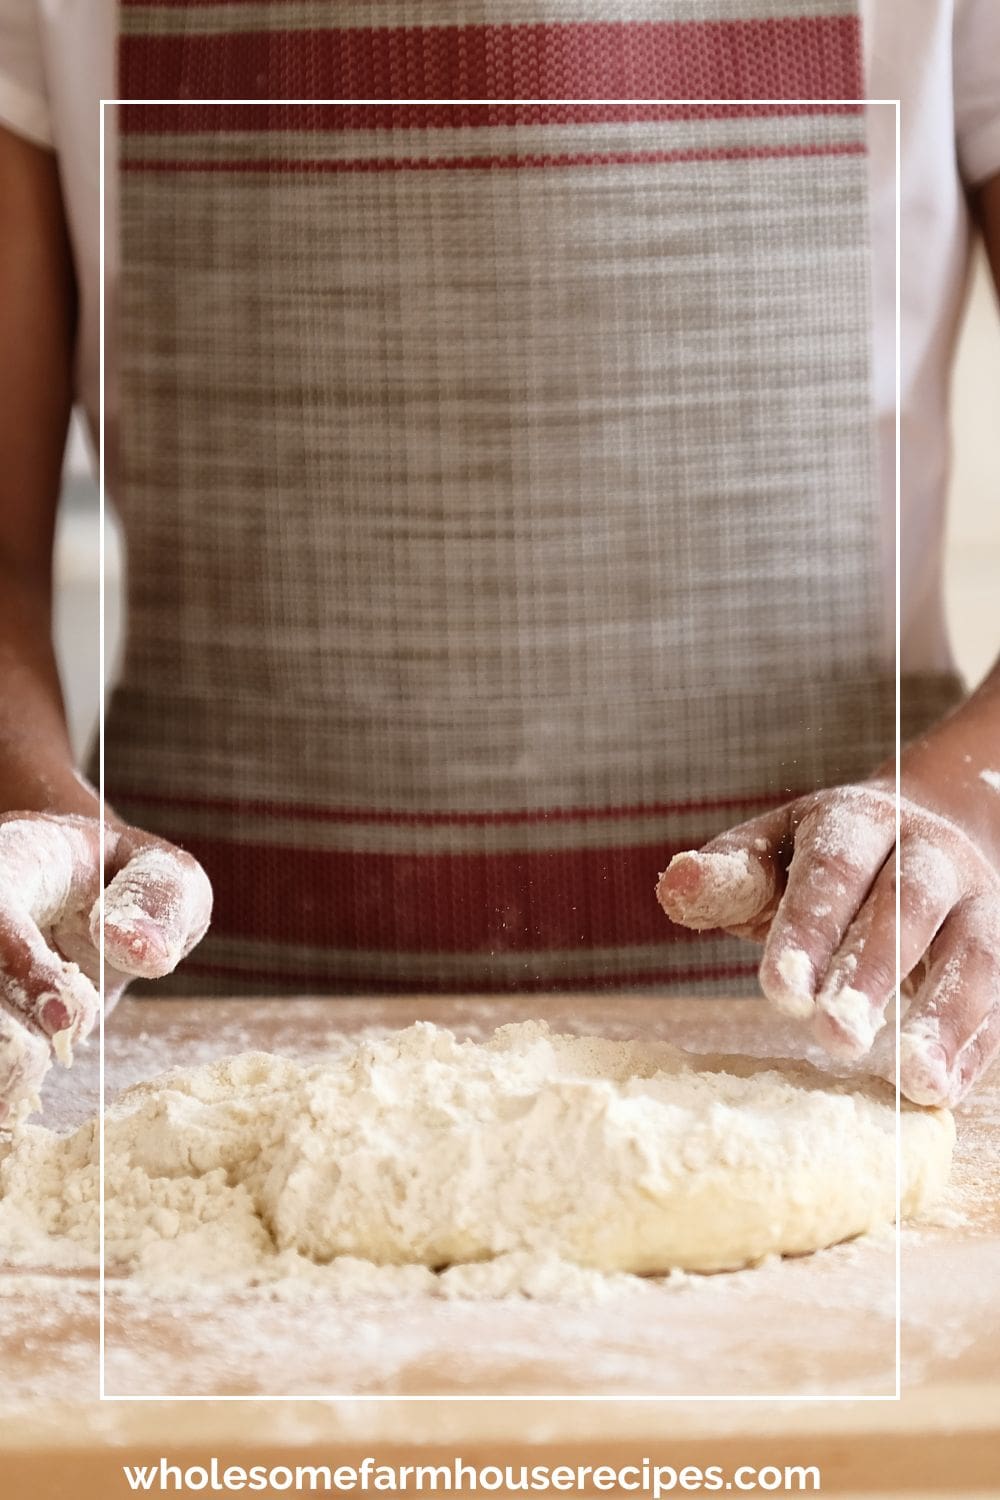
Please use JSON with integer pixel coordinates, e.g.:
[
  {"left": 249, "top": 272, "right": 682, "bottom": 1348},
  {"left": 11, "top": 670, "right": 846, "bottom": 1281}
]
[
  {"left": 662, "top": 789, "right": 999, "bottom": 1098},
  {"left": 51, "top": 1027, "right": 75, "bottom": 1069},
  {"left": 772, "top": 947, "right": 815, "bottom": 1018},
  {"left": 266, "top": 1251, "right": 662, "bottom": 1304},
  {"left": 0, "top": 1022, "right": 954, "bottom": 1292},
  {"left": 0, "top": 1020, "right": 47, "bottom": 1127},
  {"left": 99, "top": 845, "right": 214, "bottom": 978},
  {"left": 903, "top": 837, "right": 961, "bottom": 910},
  {"left": 804, "top": 789, "right": 894, "bottom": 872},
  {"left": 815, "top": 903, "right": 884, "bottom": 1059},
  {"left": 820, "top": 986, "right": 883, "bottom": 1057},
  {"left": 899, "top": 1019, "right": 949, "bottom": 1106},
  {"left": 0, "top": 819, "right": 216, "bottom": 1125},
  {"left": 0, "top": 818, "right": 85, "bottom": 926},
  {"left": 0, "top": 817, "right": 102, "bottom": 1125}
]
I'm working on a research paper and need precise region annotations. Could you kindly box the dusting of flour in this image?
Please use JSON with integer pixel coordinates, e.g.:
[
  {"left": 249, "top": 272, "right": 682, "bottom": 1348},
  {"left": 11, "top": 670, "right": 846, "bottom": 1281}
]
[
  {"left": 0, "top": 1022, "right": 953, "bottom": 1294},
  {"left": 655, "top": 848, "right": 774, "bottom": 930}
]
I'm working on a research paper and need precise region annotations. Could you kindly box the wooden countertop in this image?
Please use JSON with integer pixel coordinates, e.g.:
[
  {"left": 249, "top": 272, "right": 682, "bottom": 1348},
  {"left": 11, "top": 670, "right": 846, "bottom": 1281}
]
[{"left": 3, "top": 994, "right": 998, "bottom": 1495}]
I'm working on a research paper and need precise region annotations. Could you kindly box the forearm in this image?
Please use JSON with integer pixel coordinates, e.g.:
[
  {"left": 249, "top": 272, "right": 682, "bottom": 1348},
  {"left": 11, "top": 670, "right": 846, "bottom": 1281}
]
[
  {"left": 0, "top": 126, "right": 92, "bottom": 815},
  {"left": 959, "top": 171, "right": 1000, "bottom": 724},
  {"left": 894, "top": 171, "right": 1000, "bottom": 846},
  {"left": 0, "top": 574, "right": 98, "bottom": 815},
  {"left": 895, "top": 658, "right": 1000, "bottom": 859}
]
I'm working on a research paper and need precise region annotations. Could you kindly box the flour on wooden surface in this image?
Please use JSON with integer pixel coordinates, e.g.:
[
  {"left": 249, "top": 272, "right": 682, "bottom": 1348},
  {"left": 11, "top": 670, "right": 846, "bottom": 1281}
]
[{"left": 0, "top": 1022, "right": 953, "bottom": 1295}]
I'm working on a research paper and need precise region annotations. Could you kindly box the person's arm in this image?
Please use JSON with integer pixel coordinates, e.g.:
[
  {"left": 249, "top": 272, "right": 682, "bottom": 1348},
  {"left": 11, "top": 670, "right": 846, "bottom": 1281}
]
[
  {"left": 0, "top": 124, "right": 92, "bottom": 815},
  {"left": 0, "top": 126, "right": 211, "bottom": 1124},
  {"left": 974, "top": 170, "right": 1000, "bottom": 299},
  {"left": 659, "top": 171, "right": 1000, "bottom": 1110}
]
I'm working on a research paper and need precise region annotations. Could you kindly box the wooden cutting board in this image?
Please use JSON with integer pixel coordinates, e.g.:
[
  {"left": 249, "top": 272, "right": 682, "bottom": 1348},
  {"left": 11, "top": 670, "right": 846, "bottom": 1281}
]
[{"left": 2, "top": 995, "right": 998, "bottom": 1496}]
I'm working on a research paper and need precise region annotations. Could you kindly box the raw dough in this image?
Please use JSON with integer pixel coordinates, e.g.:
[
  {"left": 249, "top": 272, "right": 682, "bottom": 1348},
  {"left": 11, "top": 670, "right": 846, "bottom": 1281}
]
[{"left": 0, "top": 1021, "right": 953, "bottom": 1283}]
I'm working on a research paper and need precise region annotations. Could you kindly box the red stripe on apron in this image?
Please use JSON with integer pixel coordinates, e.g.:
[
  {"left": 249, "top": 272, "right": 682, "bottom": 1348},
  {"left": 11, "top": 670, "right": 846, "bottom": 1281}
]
[
  {"left": 157, "top": 838, "right": 727, "bottom": 951},
  {"left": 119, "top": 17, "right": 862, "bottom": 102},
  {"left": 118, "top": 103, "right": 865, "bottom": 135}
]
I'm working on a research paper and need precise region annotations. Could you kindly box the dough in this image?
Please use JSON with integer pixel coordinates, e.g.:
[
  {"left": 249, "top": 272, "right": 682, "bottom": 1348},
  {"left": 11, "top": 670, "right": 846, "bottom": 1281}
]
[{"left": 0, "top": 1021, "right": 953, "bottom": 1282}]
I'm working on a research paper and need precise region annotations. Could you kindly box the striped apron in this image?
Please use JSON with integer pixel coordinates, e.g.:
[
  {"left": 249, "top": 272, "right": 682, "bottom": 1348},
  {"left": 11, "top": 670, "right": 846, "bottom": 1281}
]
[{"left": 109, "top": 2, "right": 959, "bottom": 996}]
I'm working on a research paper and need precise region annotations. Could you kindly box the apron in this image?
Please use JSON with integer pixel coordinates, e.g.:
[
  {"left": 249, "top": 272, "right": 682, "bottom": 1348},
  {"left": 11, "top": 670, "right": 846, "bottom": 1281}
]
[{"left": 109, "top": 1, "right": 962, "bottom": 996}]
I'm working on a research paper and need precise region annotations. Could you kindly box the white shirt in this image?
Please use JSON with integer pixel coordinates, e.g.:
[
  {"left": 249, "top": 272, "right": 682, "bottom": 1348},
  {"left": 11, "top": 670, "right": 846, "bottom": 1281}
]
[
  {"left": 1, "top": 0, "right": 999, "bottom": 677},
  {"left": 863, "top": 0, "right": 1000, "bottom": 673}
]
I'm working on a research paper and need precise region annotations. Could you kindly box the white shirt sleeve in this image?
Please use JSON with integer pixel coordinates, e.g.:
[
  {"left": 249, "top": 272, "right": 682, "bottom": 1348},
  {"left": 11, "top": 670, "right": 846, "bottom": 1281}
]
[
  {"left": 0, "top": 0, "right": 52, "bottom": 148},
  {"left": 954, "top": 0, "right": 1000, "bottom": 186}
]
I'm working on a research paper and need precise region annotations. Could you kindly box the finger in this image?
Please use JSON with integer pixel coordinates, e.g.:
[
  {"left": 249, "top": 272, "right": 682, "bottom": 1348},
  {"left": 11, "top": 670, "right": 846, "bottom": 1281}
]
[
  {"left": 813, "top": 836, "right": 959, "bottom": 1060},
  {"left": 759, "top": 789, "right": 895, "bottom": 1020},
  {"left": 50, "top": 921, "right": 134, "bottom": 1017},
  {"left": 0, "top": 903, "right": 100, "bottom": 1056},
  {"left": 0, "top": 1008, "right": 50, "bottom": 1126},
  {"left": 91, "top": 842, "right": 213, "bottom": 979},
  {"left": 948, "top": 1006, "right": 1000, "bottom": 1105},
  {"left": 656, "top": 808, "right": 787, "bottom": 934},
  {"left": 48, "top": 898, "right": 134, "bottom": 1006},
  {"left": 898, "top": 898, "right": 1000, "bottom": 1106}
]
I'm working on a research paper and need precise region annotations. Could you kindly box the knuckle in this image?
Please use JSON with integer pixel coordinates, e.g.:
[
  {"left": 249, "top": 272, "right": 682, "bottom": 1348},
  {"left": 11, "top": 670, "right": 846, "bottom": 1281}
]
[
  {"left": 767, "top": 910, "right": 835, "bottom": 969},
  {"left": 855, "top": 951, "right": 897, "bottom": 997},
  {"left": 796, "top": 794, "right": 893, "bottom": 879},
  {"left": 900, "top": 838, "right": 961, "bottom": 913},
  {"left": 951, "top": 934, "right": 995, "bottom": 974}
]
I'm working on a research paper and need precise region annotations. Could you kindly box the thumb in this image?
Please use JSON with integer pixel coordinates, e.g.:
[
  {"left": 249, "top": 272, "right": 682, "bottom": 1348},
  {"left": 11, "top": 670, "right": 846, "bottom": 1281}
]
[
  {"left": 656, "top": 808, "right": 788, "bottom": 936},
  {"left": 90, "top": 840, "right": 213, "bottom": 979}
]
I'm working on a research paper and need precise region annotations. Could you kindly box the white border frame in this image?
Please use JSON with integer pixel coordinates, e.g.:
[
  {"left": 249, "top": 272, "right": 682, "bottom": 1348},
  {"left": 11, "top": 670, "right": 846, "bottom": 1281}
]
[{"left": 98, "top": 95, "right": 903, "bottom": 1404}]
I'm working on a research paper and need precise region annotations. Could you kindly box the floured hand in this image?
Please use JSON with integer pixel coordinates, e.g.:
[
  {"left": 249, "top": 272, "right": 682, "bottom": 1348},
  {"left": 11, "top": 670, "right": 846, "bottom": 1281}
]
[
  {"left": 657, "top": 715, "right": 1000, "bottom": 1108},
  {"left": 0, "top": 812, "right": 212, "bottom": 1124}
]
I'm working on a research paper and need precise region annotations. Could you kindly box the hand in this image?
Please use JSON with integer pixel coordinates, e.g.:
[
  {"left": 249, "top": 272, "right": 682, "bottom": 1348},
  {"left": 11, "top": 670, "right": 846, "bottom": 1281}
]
[
  {"left": 0, "top": 812, "right": 212, "bottom": 1124},
  {"left": 657, "top": 719, "right": 1000, "bottom": 1107}
]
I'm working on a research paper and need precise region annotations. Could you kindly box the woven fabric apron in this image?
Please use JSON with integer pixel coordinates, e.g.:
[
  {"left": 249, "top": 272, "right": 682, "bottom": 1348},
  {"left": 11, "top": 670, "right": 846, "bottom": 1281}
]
[{"left": 110, "top": 1, "right": 959, "bottom": 996}]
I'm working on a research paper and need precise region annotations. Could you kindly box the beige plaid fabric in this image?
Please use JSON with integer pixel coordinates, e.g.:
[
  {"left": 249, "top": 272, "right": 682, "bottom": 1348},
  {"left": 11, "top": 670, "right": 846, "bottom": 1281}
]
[{"left": 110, "top": 9, "right": 962, "bottom": 996}]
